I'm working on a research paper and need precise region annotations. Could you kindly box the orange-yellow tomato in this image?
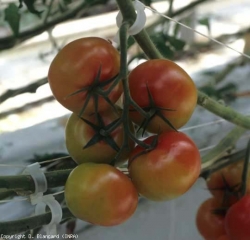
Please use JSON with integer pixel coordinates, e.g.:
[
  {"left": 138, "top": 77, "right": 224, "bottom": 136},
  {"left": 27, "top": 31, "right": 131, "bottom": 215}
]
[
  {"left": 48, "top": 37, "right": 122, "bottom": 115},
  {"left": 65, "top": 163, "right": 138, "bottom": 226},
  {"left": 128, "top": 59, "right": 197, "bottom": 133},
  {"left": 128, "top": 131, "right": 201, "bottom": 201},
  {"left": 65, "top": 109, "right": 134, "bottom": 166}
]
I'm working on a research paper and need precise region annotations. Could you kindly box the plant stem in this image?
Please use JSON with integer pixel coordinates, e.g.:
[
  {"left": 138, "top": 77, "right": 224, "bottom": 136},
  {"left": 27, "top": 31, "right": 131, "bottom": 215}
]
[
  {"left": 197, "top": 92, "right": 250, "bottom": 129},
  {"left": 116, "top": 0, "right": 250, "bottom": 130},
  {"left": 200, "top": 149, "right": 246, "bottom": 179},
  {"left": 0, "top": 77, "right": 47, "bottom": 104},
  {"left": 241, "top": 139, "right": 250, "bottom": 196},
  {"left": 201, "top": 125, "right": 247, "bottom": 165},
  {"left": 0, "top": 189, "right": 17, "bottom": 200},
  {"left": 0, "top": 169, "right": 72, "bottom": 193},
  {"left": 0, "top": 207, "right": 74, "bottom": 235}
]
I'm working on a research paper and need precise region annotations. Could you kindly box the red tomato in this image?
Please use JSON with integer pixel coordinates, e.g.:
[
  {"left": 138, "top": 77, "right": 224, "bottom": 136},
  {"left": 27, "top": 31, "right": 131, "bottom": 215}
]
[
  {"left": 217, "top": 235, "right": 230, "bottom": 240},
  {"left": 48, "top": 37, "right": 122, "bottom": 115},
  {"left": 225, "top": 195, "right": 250, "bottom": 240},
  {"left": 65, "top": 109, "right": 134, "bottom": 165},
  {"left": 207, "top": 160, "right": 249, "bottom": 204},
  {"left": 128, "top": 59, "right": 197, "bottom": 133},
  {"left": 128, "top": 131, "right": 201, "bottom": 201},
  {"left": 65, "top": 163, "right": 138, "bottom": 226},
  {"left": 196, "top": 198, "right": 226, "bottom": 240}
]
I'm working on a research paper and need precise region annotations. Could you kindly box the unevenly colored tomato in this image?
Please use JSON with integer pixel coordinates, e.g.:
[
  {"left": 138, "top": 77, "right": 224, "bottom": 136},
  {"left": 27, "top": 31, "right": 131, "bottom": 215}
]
[
  {"left": 65, "top": 163, "right": 138, "bottom": 226},
  {"left": 196, "top": 198, "right": 226, "bottom": 240},
  {"left": 65, "top": 108, "right": 134, "bottom": 166},
  {"left": 128, "top": 59, "right": 197, "bottom": 133},
  {"left": 48, "top": 37, "right": 122, "bottom": 115},
  {"left": 206, "top": 160, "right": 249, "bottom": 204},
  {"left": 128, "top": 131, "right": 201, "bottom": 201},
  {"left": 225, "top": 195, "right": 250, "bottom": 240}
]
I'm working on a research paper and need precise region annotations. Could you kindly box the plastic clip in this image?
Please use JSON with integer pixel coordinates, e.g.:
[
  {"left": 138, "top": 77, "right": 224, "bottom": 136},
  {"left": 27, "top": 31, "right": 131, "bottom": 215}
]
[
  {"left": 114, "top": 0, "right": 146, "bottom": 44},
  {"left": 34, "top": 194, "right": 63, "bottom": 236},
  {"left": 22, "top": 163, "right": 62, "bottom": 235},
  {"left": 22, "top": 162, "right": 47, "bottom": 197}
]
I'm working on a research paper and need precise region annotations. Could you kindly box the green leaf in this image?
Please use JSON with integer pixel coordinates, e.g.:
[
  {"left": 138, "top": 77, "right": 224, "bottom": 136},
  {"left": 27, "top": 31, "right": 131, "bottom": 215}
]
[
  {"left": 4, "top": 3, "right": 20, "bottom": 37},
  {"left": 168, "top": 36, "right": 186, "bottom": 51},
  {"left": 173, "top": 23, "right": 181, "bottom": 38},
  {"left": 63, "top": 0, "right": 72, "bottom": 4},
  {"left": 19, "top": 0, "right": 43, "bottom": 17},
  {"left": 198, "top": 17, "right": 211, "bottom": 33},
  {"left": 140, "top": 0, "right": 152, "bottom": 6},
  {"left": 85, "top": 0, "right": 109, "bottom": 6},
  {"left": 151, "top": 33, "right": 174, "bottom": 59}
]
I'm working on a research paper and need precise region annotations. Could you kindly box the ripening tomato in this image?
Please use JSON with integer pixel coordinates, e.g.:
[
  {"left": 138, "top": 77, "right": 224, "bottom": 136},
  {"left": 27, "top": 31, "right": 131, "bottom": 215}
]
[
  {"left": 128, "top": 131, "right": 201, "bottom": 201},
  {"left": 206, "top": 160, "right": 250, "bottom": 204},
  {"left": 217, "top": 235, "right": 230, "bottom": 240},
  {"left": 48, "top": 37, "right": 122, "bottom": 115},
  {"left": 128, "top": 59, "right": 197, "bottom": 133},
  {"left": 65, "top": 109, "right": 134, "bottom": 165},
  {"left": 196, "top": 198, "right": 226, "bottom": 240},
  {"left": 65, "top": 163, "right": 138, "bottom": 226},
  {"left": 225, "top": 195, "right": 250, "bottom": 240}
]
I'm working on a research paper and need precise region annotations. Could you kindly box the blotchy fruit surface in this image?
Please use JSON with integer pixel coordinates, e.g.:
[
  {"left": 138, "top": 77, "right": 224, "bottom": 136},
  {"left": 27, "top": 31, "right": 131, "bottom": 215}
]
[
  {"left": 48, "top": 37, "right": 122, "bottom": 115},
  {"left": 128, "top": 131, "right": 201, "bottom": 201},
  {"left": 129, "top": 59, "right": 197, "bottom": 133},
  {"left": 65, "top": 163, "right": 138, "bottom": 226}
]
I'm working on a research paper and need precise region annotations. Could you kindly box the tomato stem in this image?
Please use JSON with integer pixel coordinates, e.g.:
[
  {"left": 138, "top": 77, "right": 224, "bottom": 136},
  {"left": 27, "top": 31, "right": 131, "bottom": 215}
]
[
  {"left": 115, "top": 0, "right": 250, "bottom": 131},
  {"left": 201, "top": 125, "right": 247, "bottom": 164},
  {"left": 200, "top": 149, "right": 246, "bottom": 179},
  {"left": 241, "top": 139, "right": 250, "bottom": 196}
]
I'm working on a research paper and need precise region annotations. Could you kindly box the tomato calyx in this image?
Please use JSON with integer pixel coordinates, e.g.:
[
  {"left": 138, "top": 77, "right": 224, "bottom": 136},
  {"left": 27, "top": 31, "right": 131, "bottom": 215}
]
[
  {"left": 130, "top": 84, "right": 177, "bottom": 136},
  {"left": 65, "top": 65, "right": 119, "bottom": 117},
  {"left": 129, "top": 134, "right": 159, "bottom": 164},
  {"left": 80, "top": 113, "right": 121, "bottom": 152},
  {"left": 209, "top": 173, "right": 240, "bottom": 205}
]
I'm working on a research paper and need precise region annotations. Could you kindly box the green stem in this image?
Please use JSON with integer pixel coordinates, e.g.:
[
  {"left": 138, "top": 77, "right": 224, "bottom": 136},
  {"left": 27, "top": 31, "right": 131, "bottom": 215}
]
[
  {"left": 0, "top": 207, "right": 74, "bottom": 235},
  {"left": 116, "top": 0, "right": 250, "bottom": 130},
  {"left": 197, "top": 92, "right": 250, "bottom": 129},
  {"left": 241, "top": 139, "right": 250, "bottom": 196},
  {"left": 119, "top": 22, "right": 151, "bottom": 150},
  {"left": 0, "top": 189, "right": 17, "bottom": 200},
  {"left": 200, "top": 149, "right": 246, "bottom": 179},
  {"left": 168, "top": 0, "right": 174, "bottom": 17},
  {"left": 0, "top": 169, "right": 72, "bottom": 193},
  {"left": 202, "top": 125, "right": 247, "bottom": 164},
  {"left": 43, "top": 0, "right": 54, "bottom": 24}
]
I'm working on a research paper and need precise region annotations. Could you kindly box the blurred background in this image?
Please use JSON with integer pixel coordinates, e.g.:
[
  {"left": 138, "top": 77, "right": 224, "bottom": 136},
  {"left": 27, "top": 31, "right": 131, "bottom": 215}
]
[{"left": 0, "top": 0, "right": 250, "bottom": 239}]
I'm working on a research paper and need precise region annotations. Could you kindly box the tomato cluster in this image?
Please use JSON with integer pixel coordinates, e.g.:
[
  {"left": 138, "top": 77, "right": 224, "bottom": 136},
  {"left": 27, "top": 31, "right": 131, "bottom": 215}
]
[
  {"left": 196, "top": 160, "right": 250, "bottom": 240},
  {"left": 48, "top": 37, "right": 201, "bottom": 226}
]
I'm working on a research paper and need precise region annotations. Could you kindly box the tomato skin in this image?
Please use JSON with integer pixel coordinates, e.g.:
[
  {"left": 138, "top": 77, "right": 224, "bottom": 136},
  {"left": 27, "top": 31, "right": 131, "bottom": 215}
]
[
  {"left": 225, "top": 195, "right": 250, "bottom": 240},
  {"left": 128, "top": 131, "right": 201, "bottom": 201},
  {"left": 48, "top": 37, "right": 122, "bottom": 115},
  {"left": 217, "top": 235, "right": 230, "bottom": 240},
  {"left": 65, "top": 163, "right": 138, "bottom": 226},
  {"left": 128, "top": 59, "right": 197, "bottom": 133},
  {"left": 65, "top": 110, "right": 134, "bottom": 165},
  {"left": 207, "top": 160, "right": 250, "bottom": 204},
  {"left": 196, "top": 198, "right": 226, "bottom": 240}
]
